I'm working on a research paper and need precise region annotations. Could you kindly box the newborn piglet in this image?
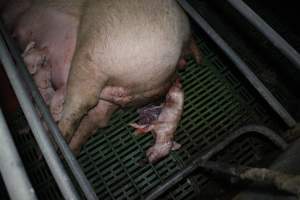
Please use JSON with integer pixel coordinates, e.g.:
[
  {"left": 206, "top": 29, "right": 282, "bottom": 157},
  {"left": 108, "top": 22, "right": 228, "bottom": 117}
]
[
  {"left": 22, "top": 41, "right": 55, "bottom": 104},
  {"left": 131, "top": 79, "right": 183, "bottom": 163}
]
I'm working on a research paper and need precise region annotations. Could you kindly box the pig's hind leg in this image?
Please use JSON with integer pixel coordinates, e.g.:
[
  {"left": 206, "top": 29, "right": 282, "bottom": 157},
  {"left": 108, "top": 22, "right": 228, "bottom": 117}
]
[
  {"left": 59, "top": 44, "right": 109, "bottom": 142},
  {"left": 68, "top": 100, "right": 118, "bottom": 154},
  {"left": 130, "top": 80, "right": 184, "bottom": 163}
]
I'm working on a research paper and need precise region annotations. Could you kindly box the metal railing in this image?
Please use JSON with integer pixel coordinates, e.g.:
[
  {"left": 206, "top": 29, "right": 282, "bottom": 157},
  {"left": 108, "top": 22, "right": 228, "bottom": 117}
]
[{"left": 0, "top": 107, "right": 38, "bottom": 200}]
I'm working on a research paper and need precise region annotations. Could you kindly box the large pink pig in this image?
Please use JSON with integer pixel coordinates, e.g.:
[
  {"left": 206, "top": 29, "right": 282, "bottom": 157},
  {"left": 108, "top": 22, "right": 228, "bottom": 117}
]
[{"left": 2, "top": 0, "right": 201, "bottom": 163}]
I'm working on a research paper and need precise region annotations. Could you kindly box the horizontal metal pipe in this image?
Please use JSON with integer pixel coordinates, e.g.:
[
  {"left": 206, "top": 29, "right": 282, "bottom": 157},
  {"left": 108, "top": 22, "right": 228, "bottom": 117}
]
[
  {"left": 234, "top": 135, "right": 300, "bottom": 200},
  {"left": 145, "top": 125, "right": 288, "bottom": 200},
  {"left": 196, "top": 160, "right": 300, "bottom": 197},
  {"left": 201, "top": 125, "right": 288, "bottom": 160},
  {"left": 0, "top": 27, "right": 80, "bottom": 200},
  {"left": 0, "top": 107, "right": 38, "bottom": 200},
  {"left": 176, "top": 0, "right": 296, "bottom": 128},
  {"left": 227, "top": 0, "right": 300, "bottom": 71},
  {"left": 0, "top": 20, "right": 98, "bottom": 200}
]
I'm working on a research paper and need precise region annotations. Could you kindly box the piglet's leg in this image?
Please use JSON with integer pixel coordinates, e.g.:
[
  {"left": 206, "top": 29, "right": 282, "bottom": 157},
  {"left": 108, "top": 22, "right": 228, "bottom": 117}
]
[
  {"left": 131, "top": 80, "right": 184, "bottom": 163},
  {"left": 69, "top": 100, "right": 118, "bottom": 154},
  {"left": 50, "top": 87, "right": 66, "bottom": 122}
]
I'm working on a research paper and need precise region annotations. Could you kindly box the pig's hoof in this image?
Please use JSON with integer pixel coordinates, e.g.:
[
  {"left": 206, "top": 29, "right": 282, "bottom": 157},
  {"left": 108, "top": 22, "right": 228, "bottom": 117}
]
[
  {"left": 50, "top": 88, "right": 65, "bottom": 122},
  {"left": 39, "top": 87, "right": 55, "bottom": 105},
  {"left": 50, "top": 98, "right": 64, "bottom": 122},
  {"left": 52, "top": 110, "right": 62, "bottom": 122},
  {"left": 146, "top": 141, "right": 176, "bottom": 163},
  {"left": 51, "top": 104, "right": 63, "bottom": 122},
  {"left": 171, "top": 141, "right": 181, "bottom": 151}
]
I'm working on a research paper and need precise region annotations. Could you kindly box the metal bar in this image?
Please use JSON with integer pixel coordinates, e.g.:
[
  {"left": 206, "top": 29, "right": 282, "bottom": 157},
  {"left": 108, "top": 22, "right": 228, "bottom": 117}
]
[
  {"left": 227, "top": 0, "right": 300, "bottom": 71},
  {"left": 0, "top": 107, "right": 38, "bottom": 200},
  {"left": 196, "top": 160, "right": 300, "bottom": 197},
  {"left": 176, "top": 0, "right": 296, "bottom": 128},
  {"left": 0, "top": 20, "right": 98, "bottom": 200},
  {"left": 201, "top": 125, "right": 288, "bottom": 160},
  {"left": 0, "top": 27, "right": 80, "bottom": 200},
  {"left": 235, "top": 135, "right": 300, "bottom": 200},
  {"left": 145, "top": 125, "right": 288, "bottom": 200}
]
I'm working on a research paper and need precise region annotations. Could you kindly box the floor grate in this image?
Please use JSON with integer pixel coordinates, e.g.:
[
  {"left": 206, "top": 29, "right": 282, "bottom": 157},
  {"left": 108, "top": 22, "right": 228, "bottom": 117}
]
[{"left": 9, "top": 34, "right": 283, "bottom": 200}]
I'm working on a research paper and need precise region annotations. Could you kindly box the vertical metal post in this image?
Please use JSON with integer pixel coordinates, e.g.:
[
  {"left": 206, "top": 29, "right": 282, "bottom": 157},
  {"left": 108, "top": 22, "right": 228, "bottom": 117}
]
[
  {"left": 227, "top": 0, "right": 300, "bottom": 71},
  {"left": 0, "top": 107, "right": 38, "bottom": 200}
]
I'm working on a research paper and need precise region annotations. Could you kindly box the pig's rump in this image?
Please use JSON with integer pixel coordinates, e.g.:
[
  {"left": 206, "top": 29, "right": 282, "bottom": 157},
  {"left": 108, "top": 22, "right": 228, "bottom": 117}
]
[{"left": 74, "top": 0, "right": 190, "bottom": 93}]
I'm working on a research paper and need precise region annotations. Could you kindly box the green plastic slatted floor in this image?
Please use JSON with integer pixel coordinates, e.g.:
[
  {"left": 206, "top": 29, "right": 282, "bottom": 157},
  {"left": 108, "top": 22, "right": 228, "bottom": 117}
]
[{"left": 10, "top": 35, "right": 282, "bottom": 200}]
